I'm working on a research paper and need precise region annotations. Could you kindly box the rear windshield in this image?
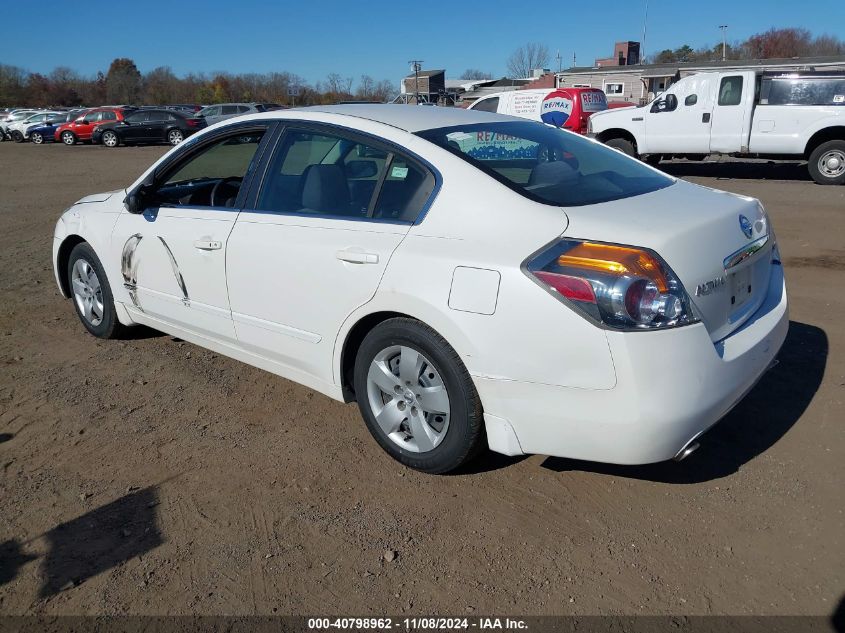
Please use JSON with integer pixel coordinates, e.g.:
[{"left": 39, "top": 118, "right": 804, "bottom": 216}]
[{"left": 416, "top": 121, "right": 672, "bottom": 207}]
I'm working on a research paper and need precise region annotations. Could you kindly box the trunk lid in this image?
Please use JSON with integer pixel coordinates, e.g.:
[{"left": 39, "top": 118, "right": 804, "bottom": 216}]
[{"left": 563, "top": 179, "right": 774, "bottom": 341}]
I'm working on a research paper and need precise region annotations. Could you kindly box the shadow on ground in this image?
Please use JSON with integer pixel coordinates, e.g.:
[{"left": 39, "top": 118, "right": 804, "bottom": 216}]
[
  {"left": 541, "top": 321, "right": 827, "bottom": 483},
  {"left": 38, "top": 486, "right": 163, "bottom": 597},
  {"left": 660, "top": 159, "right": 812, "bottom": 182},
  {"left": 0, "top": 540, "right": 37, "bottom": 587}
]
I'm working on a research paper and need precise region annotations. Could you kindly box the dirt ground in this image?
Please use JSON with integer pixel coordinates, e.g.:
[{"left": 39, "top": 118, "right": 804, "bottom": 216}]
[{"left": 0, "top": 143, "right": 842, "bottom": 617}]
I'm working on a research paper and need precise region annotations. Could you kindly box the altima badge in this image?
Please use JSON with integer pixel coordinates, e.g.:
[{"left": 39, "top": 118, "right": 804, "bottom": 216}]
[
  {"left": 695, "top": 276, "right": 727, "bottom": 297},
  {"left": 739, "top": 215, "right": 753, "bottom": 238}
]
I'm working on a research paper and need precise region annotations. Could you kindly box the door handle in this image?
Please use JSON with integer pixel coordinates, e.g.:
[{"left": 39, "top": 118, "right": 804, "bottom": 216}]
[
  {"left": 336, "top": 249, "right": 378, "bottom": 264},
  {"left": 702, "top": 113, "right": 711, "bottom": 123},
  {"left": 194, "top": 239, "right": 222, "bottom": 251}
]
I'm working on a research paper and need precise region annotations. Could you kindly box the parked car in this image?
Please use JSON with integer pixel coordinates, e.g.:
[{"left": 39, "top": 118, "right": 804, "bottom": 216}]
[
  {"left": 52, "top": 105, "right": 787, "bottom": 473},
  {"left": 54, "top": 107, "right": 134, "bottom": 145},
  {"left": 195, "top": 103, "right": 265, "bottom": 126},
  {"left": 5, "top": 110, "right": 62, "bottom": 142},
  {"left": 589, "top": 70, "right": 845, "bottom": 185},
  {"left": 468, "top": 87, "right": 610, "bottom": 134},
  {"left": 1, "top": 109, "right": 40, "bottom": 139},
  {"left": 92, "top": 108, "right": 206, "bottom": 147},
  {"left": 27, "top": 110, "right": 90, "bottom": 144},
  {"left": 163, "top": 104, "right": 203, "bottom": 113}
]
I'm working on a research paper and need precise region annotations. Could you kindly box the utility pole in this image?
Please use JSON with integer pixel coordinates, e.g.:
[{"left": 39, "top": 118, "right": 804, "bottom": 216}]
[
  {"left": 408, "top": 60, "right": 423, "bottom": 104},
  {"left": 719, "top": 25, "right": 728, "bottom": 61},
  {"left": 556, "top": 50, "right": 562, "bottom": 72},
  {"left": 641, "top": 0, "right": 649, "bottom": 63}
]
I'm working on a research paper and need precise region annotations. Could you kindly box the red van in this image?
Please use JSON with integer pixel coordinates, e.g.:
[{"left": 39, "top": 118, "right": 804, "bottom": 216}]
[
  {"left": 54, "top": 107, "right": 133, "bottom": 145},
  {"left": 467, "top": 87, "right": 610, "bottom": 135}
]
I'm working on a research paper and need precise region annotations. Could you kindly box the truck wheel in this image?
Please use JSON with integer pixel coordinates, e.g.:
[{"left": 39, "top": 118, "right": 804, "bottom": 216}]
[
  {"left": 605, "top": 137, "right": 637, "bottom": 158},
  {"left": 808, "top": 140, "right": 845, "bottom": 185}
]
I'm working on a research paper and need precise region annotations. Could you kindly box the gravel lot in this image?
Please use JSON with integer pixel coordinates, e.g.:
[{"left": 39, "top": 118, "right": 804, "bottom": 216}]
[{"left": 0, "top": 143, "right": 842, "bottom": 617}]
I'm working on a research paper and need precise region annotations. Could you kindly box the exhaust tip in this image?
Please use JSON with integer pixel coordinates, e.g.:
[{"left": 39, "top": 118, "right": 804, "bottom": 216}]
[{"left": 673, "top": 441, "right": 700, "bottom": 462}]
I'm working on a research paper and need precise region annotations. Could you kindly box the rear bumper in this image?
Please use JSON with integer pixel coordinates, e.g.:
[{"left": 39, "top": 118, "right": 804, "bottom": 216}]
[{"left": 477, "top": 262, "right": 789, "bottom": 464}]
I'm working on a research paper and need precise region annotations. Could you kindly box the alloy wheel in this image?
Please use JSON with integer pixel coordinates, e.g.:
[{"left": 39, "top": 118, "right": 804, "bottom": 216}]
[
  {"left": 71, "top": 258, "right": 104, "bottom": 326},
  {"left": 62, "top": 132, "right": 75, "bottom": 145},
  {"left": 103, "top": 131, "right": 118, "bottom": 147},
  {"left": 168, "top": 130, "right": 183, "bottom": 145},
  {"left": 366, "top": 345, "right": 451, "bottom": 453}
]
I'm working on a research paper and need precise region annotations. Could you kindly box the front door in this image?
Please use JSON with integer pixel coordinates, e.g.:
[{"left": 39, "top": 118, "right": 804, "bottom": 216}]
[
  {"left": 111, "top": 126, "right": 271, "bottom": 342},
  {"left": 226, "top": 125, "right": 436, "bottom": 385},
  {"left": 645, "top": 74, "right": 715, "bottom": 154},
  {"left": 121, "top": 110, "right": 149, "bottom": 142}
]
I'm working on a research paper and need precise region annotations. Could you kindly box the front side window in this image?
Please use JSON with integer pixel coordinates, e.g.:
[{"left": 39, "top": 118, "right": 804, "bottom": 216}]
[
  {"left": 472, "top": 97, "right": 499, "bottom": 113},
  {"left": 417, "top": 121, "right": 672, "bottom": 207},
  {"left": 125, "top": 112, "right": 148, "bottom": 124},
  {"left": 83, "top": 111, "right": 102, "bottom": 123},
  {"left": 256, "top": 129, "right": 434, "bottom": 221},
  {"left": 718, "top": 76, "right": 743, "bottom": 106},
  {"left": 151, "top": 130, "right": 266, "bottom": 208}
]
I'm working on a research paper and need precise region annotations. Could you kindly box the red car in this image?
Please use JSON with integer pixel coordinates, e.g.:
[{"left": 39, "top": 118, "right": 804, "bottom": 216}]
[{"left": 54, "top": 107, "right": 133, "bottom": 145}]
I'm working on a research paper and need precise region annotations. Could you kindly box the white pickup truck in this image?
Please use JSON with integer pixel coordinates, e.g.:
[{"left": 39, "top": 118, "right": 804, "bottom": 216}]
[{"left": 588, "top": 70, "right": 845, "bottom": 185}]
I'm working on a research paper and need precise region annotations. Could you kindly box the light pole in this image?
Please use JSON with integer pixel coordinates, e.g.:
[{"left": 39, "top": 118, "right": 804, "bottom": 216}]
[
  {"left": 408, "top": 60, "right": 423, "bottom": 104},
  {"left": 641, "top": 0, "right": 649, "bottom": 63},
  {"left": 719, "top": 25, "right": 728, "bottom": 61}
]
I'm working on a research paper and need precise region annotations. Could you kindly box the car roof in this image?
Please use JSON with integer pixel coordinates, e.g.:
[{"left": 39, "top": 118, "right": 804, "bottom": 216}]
[{"left": 291, "top": 104, "right": 516, "bottom": 132}]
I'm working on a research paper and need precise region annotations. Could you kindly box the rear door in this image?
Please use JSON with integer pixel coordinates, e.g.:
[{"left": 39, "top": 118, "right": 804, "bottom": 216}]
[
  {"left": 226, "top": 123, "right": 436, "bottom": 384},
  {"left": 144, "top": 111, "right": 169, "bottom": 141},
  {"left": 709, "top": 74, "right": 752, "bottom": 153}
]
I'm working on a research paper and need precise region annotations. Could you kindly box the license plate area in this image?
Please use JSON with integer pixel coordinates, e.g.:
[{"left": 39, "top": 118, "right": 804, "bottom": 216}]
[{"left": 729, "top": 266, "right": 752, "bottom": 311}]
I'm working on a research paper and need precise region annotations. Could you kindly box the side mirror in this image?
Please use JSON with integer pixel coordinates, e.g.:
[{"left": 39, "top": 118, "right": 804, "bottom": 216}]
[{"left": 124, "top": 183, "right": 153, "bottom": 214}]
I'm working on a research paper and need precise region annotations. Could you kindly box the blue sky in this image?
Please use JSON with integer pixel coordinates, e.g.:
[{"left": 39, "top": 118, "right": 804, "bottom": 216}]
[{"left": 1, "top": 0, "right": 843, "bottom": 86}]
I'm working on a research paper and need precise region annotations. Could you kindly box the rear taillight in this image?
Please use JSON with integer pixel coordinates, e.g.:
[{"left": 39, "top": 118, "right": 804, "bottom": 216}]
[
  {"left": 526, "top": 239, "right": 699, "bottom": 330},
  {"left": 186, "top": 118, "right": 200, "bottom": 127}
]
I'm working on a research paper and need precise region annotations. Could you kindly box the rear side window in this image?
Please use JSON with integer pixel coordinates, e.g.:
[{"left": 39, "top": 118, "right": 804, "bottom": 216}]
[
  {"left": 101, "top": 111, "right": 117, "bottom": 121},
  {"left": 222, "top": 105, "right": 238, "bottom": 115},
  {"left": 256, "top": 128, "right": 434, "bottom": 222},
  {"left": 472, "top": 97, "right": 499, "bottom": 113},
  {"left": 761, "top": 77, "right": 845, "bottom": 105},
  {"left": 417, "top": 121, "right": 672, "bottom": 207},
  {"left": 718, "top": 76, "right": 743, "bottom": 106},
  {"left": 147, "top": 112, "right": 167, "bottom": 122}
]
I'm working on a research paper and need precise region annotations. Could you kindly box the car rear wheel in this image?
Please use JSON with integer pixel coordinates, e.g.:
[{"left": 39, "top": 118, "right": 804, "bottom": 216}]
[
  {"left": 31, "top": 132, "right": 44, "bottom": 144},
  {"left": 808, "top": 140, "right": 845, "bottom": 186},
  {"left": 353, "top": 318, "right": 484, "bottom": 474},
  {"left": 605, "top": 137, "right": 637, "bottom": 158},
  {"left": 11, "top": 130, "right": 23, "bottom": 143},
  {"left": 61, "top": 131, "right": 76, "bottom": 146},
  {"left": 168, "top": 129, "right": 184, "bottom": 145},
  {"left": 67, "top": 242, "right": 126, "bottom": 339},
  {"left": 102, "top": 130, "right": 119, "bottom": 148}
]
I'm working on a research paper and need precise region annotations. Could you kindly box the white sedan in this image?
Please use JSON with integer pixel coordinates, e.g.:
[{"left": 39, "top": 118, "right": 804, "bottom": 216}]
[{"left": 52, "top": 105, "right": 788, "bottom": 473}]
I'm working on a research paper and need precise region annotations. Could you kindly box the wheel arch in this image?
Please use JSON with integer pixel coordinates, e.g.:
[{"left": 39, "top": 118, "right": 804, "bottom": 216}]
[
  {"left": 804, "top": 126, "right": 845, "bottom": 157},
  {"left": 595, "top": 127, "right": 638, "bottom": 149},
  {"left": 336, "top": 304, "right": 475, "bottom": 404},
  {"left": 56, "top": 234, "right": 88, "bottom": 298}
]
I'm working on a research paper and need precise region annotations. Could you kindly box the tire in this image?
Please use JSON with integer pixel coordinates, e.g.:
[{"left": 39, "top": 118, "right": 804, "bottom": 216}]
[
  {"left": 66, "top": 242, "right": 126, "bottom": 339},
  {"left": 31, "top": 132, "right": 44, "bottom": 144},
  {"left": 353, "top": 318, "right": 484, "bottom": 474},
  {"left": 101, "top": 130, "right": 119, "bottom": 148},
  {"left": 11, "top": 130, "right": 23, "bottom": 143},
  {"left": 605, "top": 137, "right": 637, "bottom": 158},
  {"left": 61, "top": 131, "right": 76, "bottom": 146},
  {"left": 808, "top": 140, "right": 845, "bottom": 186},
  {"left": 167, "top": 129, "right": 184, "bottom": 145}
]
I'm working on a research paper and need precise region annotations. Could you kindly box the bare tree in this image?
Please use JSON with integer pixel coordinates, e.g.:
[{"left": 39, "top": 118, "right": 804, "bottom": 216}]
[
  {"left": 460, "top": 69, "right": 492, "bottom": 80},
  {"left": 357, "top": 74, "right": 375, "bottom": 98},
  {"left": 325, "top": 73, "right": 343, "bottom": 94},
  {"left": 506, "top": 43, "right": 550, "bottom": 78}
]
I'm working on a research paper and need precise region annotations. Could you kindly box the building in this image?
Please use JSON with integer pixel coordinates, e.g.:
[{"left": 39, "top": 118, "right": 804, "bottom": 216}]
[
  {"left": 557, "top": 55, "right": 845, "bottom": 104},
  {"left": 398, "top": 69, "right": 447, "bottom": 104},
  {"left": 595, "top": 41, "right": 641, "bottom": 67}
]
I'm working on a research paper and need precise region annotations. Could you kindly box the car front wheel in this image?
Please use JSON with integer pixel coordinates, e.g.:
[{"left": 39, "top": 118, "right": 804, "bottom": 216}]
[
  {"left": 67, "top": 242, "right": 126, "bottom": 339},
  {"left": 353, "top": 318, "right": 484, "bottom": 473},
  {"left": 61, "top": 131, "right": 76, "bottom": 146},
  {"left": 31, "top": 132, "right": 44, "bottom": 144}
]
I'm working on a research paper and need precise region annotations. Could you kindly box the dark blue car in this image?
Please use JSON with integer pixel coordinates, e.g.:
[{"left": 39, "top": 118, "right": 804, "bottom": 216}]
[{"left": 27, "top": 109, "right": 88, "bottom": 144}]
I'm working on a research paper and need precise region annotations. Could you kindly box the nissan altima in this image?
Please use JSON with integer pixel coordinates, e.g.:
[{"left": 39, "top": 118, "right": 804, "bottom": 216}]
[{"left": 52, "top": 105, "right": 788, "bottom": 473}]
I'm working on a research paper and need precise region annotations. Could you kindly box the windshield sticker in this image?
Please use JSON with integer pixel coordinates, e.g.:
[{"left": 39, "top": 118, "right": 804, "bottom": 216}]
[
  {"left": 540, "top": 90, "right": 574, "bottom": 127},
  {"left": 391, "top": 165, "right": 409, "bottom": 179},
  {"left": 834, "top": 95, "right": 844, "bottom": 103}
]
